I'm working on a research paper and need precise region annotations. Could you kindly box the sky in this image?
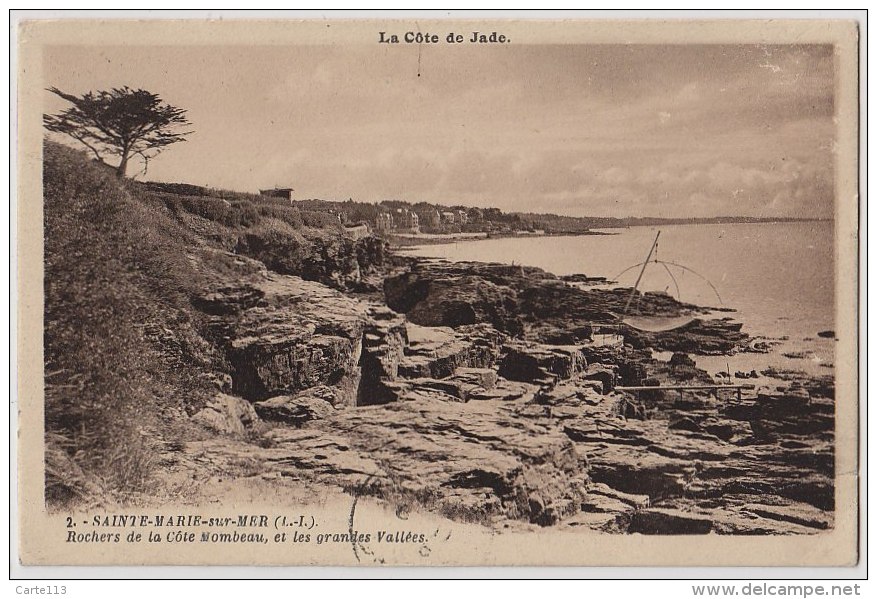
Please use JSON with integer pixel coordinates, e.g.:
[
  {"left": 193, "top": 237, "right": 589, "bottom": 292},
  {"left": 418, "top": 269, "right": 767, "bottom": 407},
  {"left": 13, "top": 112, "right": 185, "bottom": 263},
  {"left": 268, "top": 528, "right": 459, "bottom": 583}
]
[{"left": 43, "top": 43, "right": 836, "bottom": 218}]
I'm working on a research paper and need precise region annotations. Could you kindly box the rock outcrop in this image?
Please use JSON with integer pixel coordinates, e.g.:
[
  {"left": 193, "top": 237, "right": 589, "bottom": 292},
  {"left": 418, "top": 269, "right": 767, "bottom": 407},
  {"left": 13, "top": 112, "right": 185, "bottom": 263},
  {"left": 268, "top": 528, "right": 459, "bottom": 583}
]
[
  {"left": 551, "top": 367, "right": 835, "bottom": 533},
  {"left": 254, "top": 388, "right": 338, "bottom": 425},
  {"left": 623, "top": 317, "right": 749, "bottom": 355},
  {"left": 191, "top": 393, "right": 259, "bottom": 436},
  {"left": 397, "top": 324, "right": 504, "bottom": 380},
  {"left": 499, "top": 342, "right": 588, "bottom": 384},
  {"left": 234, "top": 226, "right": 388, "bottom": 291},
  {"left": 385, "top": 267, "right": 524, "bottom": 335},
  {"left": 181, "top": 255, "right": 831, "bottom": 535},
  {"left": 199, "top": 276, "right": 369, "bottom": 402},
  {"left": 384, "top": 259, "right": 749, "bottom": 354}
]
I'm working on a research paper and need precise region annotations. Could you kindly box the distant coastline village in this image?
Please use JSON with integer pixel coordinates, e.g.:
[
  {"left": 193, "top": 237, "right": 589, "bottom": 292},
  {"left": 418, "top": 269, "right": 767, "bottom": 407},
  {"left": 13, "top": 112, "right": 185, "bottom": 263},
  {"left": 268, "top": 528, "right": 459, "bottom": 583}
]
[
  {"left": 258, "top": 185, "right": 545, "bottom": 240},
  {"left": 254, "top": 185, "right": 824, "bottom": 241}
]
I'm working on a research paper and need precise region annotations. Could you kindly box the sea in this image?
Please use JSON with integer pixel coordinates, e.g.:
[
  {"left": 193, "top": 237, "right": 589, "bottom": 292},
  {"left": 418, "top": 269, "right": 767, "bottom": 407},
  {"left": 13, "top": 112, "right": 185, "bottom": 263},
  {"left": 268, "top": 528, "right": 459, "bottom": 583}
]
[{"left": 404, "top": 221, "right": 836, "bottom": 379}]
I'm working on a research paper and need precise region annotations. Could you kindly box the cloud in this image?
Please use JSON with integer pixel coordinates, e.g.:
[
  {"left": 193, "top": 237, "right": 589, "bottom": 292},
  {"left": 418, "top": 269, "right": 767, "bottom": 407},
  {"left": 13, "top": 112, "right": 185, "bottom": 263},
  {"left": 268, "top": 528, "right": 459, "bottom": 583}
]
[{"left": 43, "top": 43, "right": 836, "bottom": 218}]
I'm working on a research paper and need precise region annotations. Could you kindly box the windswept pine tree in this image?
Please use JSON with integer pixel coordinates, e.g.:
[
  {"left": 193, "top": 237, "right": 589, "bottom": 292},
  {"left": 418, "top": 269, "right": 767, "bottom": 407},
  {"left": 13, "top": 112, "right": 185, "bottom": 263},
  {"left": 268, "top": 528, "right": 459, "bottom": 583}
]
[{"left": 43, "top": 86, "right": 191, "bottom": 177}]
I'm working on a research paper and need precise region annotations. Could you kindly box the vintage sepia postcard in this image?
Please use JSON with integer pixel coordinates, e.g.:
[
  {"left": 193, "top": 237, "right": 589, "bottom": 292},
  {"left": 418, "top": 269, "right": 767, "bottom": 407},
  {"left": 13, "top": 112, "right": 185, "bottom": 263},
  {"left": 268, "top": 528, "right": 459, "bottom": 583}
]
[{"left": 14, "top": 16, "right": 861, "bottom": 568}]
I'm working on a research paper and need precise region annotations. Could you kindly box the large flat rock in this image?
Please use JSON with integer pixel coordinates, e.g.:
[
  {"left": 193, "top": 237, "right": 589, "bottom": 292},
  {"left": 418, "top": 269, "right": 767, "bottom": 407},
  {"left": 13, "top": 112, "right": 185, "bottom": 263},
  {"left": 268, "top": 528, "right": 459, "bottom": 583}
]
[{"left": 184, "top": 397, "right": 589, "bottom": 527}]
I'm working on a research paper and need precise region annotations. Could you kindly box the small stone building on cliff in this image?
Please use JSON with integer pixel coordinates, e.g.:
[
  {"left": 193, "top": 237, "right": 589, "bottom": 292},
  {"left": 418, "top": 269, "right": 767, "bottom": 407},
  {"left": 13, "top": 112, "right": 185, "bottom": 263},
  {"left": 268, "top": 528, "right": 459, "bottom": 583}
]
[{"left": 259, "top": 187, "right": 294, "bottom": 202}]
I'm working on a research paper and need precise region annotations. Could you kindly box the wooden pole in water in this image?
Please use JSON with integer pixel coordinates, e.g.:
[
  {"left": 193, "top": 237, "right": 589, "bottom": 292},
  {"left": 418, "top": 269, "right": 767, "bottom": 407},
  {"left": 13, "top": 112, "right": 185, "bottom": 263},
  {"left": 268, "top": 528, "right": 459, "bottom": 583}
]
[{"left": 622, "top": 230, "right": 661, "bottom": 318}]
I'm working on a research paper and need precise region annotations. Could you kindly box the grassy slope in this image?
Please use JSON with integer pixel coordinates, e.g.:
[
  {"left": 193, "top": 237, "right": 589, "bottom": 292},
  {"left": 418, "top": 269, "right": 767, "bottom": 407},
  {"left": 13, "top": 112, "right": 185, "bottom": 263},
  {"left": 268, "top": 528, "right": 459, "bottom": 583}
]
[
  {"left": 44, "top": 142, "right": 220, "bottom": 505},
  {"left": 43, "top": 141, "right": 388, "bottom": 507}
]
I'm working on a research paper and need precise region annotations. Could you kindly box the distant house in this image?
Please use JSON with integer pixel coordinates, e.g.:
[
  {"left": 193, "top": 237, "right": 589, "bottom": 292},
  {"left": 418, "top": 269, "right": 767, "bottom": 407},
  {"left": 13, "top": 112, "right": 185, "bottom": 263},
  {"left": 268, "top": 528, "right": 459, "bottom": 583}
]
[
  {"left": 456, "top": 209, "right": 469, "bottom": 225},
  {"left": 375, "top": 212, "right": 394, "bottom": 232},
  {"left": 259, "top": 187, "right": 294, "bottom": 201},
  {"left": 395, "top": 208, "right": 420, "bottom": 233},
  {"left": 441, "top": 211, "right": 457, "bottom": 225}
]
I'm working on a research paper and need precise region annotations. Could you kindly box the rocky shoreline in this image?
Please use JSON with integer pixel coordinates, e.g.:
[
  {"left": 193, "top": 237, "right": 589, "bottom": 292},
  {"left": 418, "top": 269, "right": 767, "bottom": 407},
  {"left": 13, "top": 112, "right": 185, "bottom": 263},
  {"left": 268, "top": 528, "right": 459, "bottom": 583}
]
[
  {"left": 167, "top": 253, "right": 835, "bottom": 535},
  {"left": 40, "top": 143, "right": 834, "bottom": 535}
]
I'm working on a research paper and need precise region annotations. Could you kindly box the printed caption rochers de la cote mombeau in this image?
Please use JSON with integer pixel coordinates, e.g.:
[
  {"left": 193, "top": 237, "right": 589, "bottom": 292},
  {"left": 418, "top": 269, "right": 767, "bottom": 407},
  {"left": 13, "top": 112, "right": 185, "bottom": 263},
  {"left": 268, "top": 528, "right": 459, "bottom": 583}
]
[{"left": 65, "top": 514, "right": 428, "bottom": 546}]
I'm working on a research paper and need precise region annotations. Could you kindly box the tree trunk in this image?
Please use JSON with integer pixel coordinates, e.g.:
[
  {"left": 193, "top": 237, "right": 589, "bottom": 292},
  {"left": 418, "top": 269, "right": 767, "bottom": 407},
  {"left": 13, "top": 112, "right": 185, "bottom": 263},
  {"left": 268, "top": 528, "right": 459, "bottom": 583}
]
[{"left": 116, "top": 153, "right": 129, "bottom": 178}]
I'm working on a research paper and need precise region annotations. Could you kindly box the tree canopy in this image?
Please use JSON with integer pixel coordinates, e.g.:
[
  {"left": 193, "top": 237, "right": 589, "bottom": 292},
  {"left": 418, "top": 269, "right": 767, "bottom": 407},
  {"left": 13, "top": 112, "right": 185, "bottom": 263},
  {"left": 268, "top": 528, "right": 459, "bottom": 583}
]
[{"left": 43, "top": 86, "right": 192, "bottom": 177}]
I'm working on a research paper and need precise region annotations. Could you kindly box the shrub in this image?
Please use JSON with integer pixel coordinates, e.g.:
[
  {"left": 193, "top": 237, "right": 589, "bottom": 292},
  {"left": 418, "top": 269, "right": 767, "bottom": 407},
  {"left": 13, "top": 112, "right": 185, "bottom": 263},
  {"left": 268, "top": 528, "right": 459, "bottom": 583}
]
[
  {"left": 300, "top": 210, "right": 341, "bottom": 228},
  {"left": 234, "top": 219, "right": 312, "bottom": 275},
  {"left": 139, "top": 181, "right": 210, "bottom": 197},
  {"left": 256, "top": 203, "right": 304, "bottom": 229}
]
